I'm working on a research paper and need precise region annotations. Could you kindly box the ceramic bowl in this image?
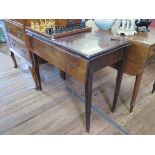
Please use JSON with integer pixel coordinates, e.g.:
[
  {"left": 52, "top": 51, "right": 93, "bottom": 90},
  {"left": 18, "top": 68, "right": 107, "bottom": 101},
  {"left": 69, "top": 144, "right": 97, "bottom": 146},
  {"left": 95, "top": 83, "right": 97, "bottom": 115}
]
[{"left": 94, "top": 19, "right": 116, "bottom": 30}]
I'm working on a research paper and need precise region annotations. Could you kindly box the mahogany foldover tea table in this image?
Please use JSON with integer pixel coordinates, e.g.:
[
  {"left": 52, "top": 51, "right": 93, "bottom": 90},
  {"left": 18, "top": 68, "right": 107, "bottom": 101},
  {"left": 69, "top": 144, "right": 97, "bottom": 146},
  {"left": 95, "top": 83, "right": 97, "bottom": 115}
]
[
  {"left": 104, "top": 28, "right": 155, "bottom": 112},
  {"left": 25, "top": 29, "right": 130, "bottom": 132}
]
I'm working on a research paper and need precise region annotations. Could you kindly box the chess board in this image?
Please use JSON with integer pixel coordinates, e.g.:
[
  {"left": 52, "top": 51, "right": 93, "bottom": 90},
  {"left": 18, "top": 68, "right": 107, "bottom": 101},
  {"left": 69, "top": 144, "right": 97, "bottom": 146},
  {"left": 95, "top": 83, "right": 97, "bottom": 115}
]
[{"left": 27, "top": 19, "right": 92, "bottom": 39}]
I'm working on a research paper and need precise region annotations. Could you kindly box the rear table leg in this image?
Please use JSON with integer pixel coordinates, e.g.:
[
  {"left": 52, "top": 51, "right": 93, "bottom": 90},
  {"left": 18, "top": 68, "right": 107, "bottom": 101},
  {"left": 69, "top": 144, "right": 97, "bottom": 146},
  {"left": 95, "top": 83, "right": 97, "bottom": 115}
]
[
  {"left": 29, "top": 66, "right": 39, "bottom": 90},
  {"left": 10, "top": 51, "right": 17, "bottom": 68},
  {"left": 32, "top": 54, "right": 42, "bottom": 90},
  {"left": 60, "top": 70, "right": 66, "bottom": 80},
  {"left": 111, "top": 62, "right": 124, "bottom": 112},
  {"left": 130, "top": 71, "right": 143, "bottom": 113},
  {"left": 112, "top": 48, "right": 127, "bottom": 112},
  {"left": 152, "top": 81, "right": 155, "bottom": 93}
]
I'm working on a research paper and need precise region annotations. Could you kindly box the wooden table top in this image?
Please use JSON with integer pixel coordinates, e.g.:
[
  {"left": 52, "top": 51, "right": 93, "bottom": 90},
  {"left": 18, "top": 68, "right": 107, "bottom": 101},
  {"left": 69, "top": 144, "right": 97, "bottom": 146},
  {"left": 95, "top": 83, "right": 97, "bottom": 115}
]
[
  {"left": 86, "top": 20, "right": 155, "bottom": 47},
  {"left": 52, "top": 31, "right": 129, "bottom": 58},
  {"left": 26, "top": 28, "right": 129, "bottom": 59},
  {"left": 123, "top": 28, "right": 155, "bottom": 46}
]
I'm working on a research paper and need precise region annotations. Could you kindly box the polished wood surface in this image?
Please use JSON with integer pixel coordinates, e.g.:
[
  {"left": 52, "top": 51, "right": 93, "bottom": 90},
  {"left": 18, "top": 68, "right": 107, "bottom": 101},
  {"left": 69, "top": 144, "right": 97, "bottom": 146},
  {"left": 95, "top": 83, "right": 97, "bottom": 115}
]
[
  {"left": 54, "top": 19, "right": 82, "bottom": 27},
  {"left": 27, "top": 35, "right": 88, "bottom": 82},
  {"left": 11, "top": 19, "right": 24, "bottom": 26},
  {"left": 25, "top": 29, "right": 130, "bottom": 132},
  {"left": 124, "top": 42, "right": 149, "bottom": 75},
  {"left": 123, "top": 28, "right": 155, "bottom": 76},
  {"left": 9, "top": 34, "right": 31, "bottom": 64},
  {"left": 5, "top": 20, "right": 26, "bottom": 42},
  {"left": 125, "top": 28, "right": 155, "bottom": 46},
  {"left": 51, "top": 31, "right": 128, "bottom": 58},
  {"left": 95, "top": 28, "right": 155, "bottom": 75}
]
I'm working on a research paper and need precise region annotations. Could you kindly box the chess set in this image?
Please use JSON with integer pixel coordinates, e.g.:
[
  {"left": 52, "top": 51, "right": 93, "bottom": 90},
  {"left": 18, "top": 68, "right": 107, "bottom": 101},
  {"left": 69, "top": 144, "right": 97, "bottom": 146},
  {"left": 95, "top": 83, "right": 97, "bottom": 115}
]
[{"left": 27, "top": 19, "right": 92, "bottom": 39}]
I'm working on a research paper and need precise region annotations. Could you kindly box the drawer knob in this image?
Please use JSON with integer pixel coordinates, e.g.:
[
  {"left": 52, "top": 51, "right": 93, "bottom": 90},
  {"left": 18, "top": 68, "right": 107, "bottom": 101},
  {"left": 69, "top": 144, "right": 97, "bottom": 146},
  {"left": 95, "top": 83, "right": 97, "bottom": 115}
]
[{"left": 17, "top": 31, "right": 22, "bottom": 38}]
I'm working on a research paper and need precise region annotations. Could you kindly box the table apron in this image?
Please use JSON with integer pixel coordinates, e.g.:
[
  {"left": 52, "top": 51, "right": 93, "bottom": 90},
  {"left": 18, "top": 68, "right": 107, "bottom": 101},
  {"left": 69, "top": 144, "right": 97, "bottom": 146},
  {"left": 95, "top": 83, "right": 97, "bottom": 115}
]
[
  {"left": 27, "top": 35, "right": 89, "bottom": 83},
  {"left": 93, "top": 49, "right": 123, "bottom": 72}
]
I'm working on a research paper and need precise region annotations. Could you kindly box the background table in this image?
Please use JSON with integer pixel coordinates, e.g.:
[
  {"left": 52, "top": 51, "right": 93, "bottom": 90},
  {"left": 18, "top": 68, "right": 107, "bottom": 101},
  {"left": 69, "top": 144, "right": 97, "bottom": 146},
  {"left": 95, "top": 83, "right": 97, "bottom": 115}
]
[
  {"left": 86, "top": 20, "right": 155, "bottom": 112},
  {"left": 114, "top": 28, "right": 155, "bottom": 112}
]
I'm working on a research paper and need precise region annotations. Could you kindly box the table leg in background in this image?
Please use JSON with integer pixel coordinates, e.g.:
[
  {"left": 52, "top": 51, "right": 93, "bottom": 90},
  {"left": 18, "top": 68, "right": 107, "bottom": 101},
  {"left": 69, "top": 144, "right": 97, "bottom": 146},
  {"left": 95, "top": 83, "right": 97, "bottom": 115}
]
[
  {"left": 152, "top": 81, "right": 155, "bottom": 93},
  {"left": 29, "top": 66, "right": 39, "bottom": 90},
  {"left": 112, "top": 48, "right": 127, "bottom": 112},
  {"left": 10, "top": 51, "right": 17, "bottom": 68},
  {"left": 130, "top": 71, "right": 143, "bottom": 113},
  {"left": 32, "top": 53, "right": 42, "bottom": 90},
  {"left": 60, "top": 70, "right": 66, "bottom": 80}
]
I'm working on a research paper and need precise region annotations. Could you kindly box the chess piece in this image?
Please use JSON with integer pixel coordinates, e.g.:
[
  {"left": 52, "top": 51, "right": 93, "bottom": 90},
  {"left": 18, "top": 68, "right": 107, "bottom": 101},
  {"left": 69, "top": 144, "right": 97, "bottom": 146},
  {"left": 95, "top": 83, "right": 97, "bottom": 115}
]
[
  {"left": 83, "top": 21, "right": 86, "bottom": 28},
  {"left": 50, "top": 19, "right": 55, "bottom": 27},
  {"left": 45, "top": 19, "right": 47, "bottom": 27},
  {"left": 56, "top": 26, "right": 60, "bottom": 33},
  {"left": 31, "top": 21, "right": 35, "bottom": 29},
  {"left": 51, "top": 27, "right": 54, "bottom": 33},
  {"left": 75, "top": 23, "right": 79, "bottom": 29},
  {"left": 55, "top": 26, "right": 59, "bottom": 33},
  {"left": 61, "top": 26, "right": 65, "bottom": 32},
  {"left": 35, "top": 22, "right": 40, "bottom": 31},
  {"left": 58, "top": 26, "right": 64, "bottom": 33},
  {"left": 46, "top": 26, "right": 53, "bottom": 35},
  {"left": 135, "top": 19, "right": 152, "bottom": 32},
  {"left": 80, "top": 21, "right": 85, "bottom": 28},
  {"left": 40, "top": 20, "right": 46, "bottom": 33},
  {"left": 52, "top": 26, "right": 56, "bottom": 33},
  {"left": 48, "top": 19, "right": 55, "bottom": 28},
  {"left": 46, "top": 20, "right": 51, "bottom": 28},
  {"left": 40, "top": 19, "right": 44, "bottom": 26},
  {"left": 65, "top": 20, "right": 70, "bottom": 31},
  {"left": 70, "top": 20, "right": 74, "bottom": 30}
]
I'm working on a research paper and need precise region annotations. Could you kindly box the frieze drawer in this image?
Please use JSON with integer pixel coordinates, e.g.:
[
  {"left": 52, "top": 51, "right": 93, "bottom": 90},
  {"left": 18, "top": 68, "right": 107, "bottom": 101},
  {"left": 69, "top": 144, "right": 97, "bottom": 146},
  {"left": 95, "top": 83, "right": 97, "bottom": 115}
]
[
  {"left": 5, "top": 20, "right": 25, "bottom": 42},
  {"left": 9, "top": 36, "right": 31, "bottom": 64}
]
